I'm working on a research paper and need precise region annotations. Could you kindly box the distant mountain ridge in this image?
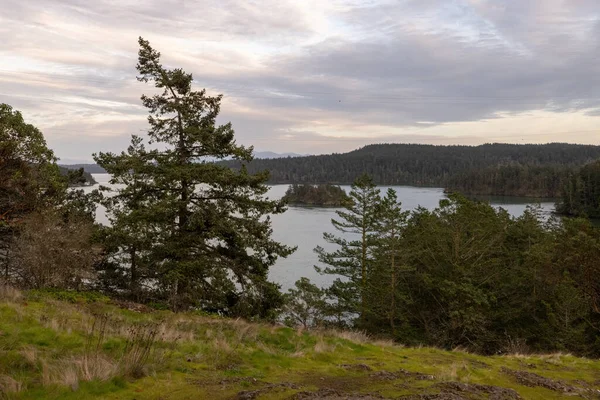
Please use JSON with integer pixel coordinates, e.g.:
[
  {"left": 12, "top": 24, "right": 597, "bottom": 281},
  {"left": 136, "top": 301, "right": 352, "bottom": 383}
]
[{"left": 59, "top": 151, "right": 305, "bottom": 174}]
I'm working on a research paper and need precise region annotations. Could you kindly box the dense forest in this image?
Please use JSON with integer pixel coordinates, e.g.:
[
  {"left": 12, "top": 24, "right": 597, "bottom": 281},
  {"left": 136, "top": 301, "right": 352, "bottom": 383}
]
[
  {"left": 225, "top": 143, "right": 600, "bottom": 197},
  {"left": 286, "top": 175, "right": 600, "bottom": 356},
  {"left": 282, "top": 184, "right": 350, "bottom": 206}
]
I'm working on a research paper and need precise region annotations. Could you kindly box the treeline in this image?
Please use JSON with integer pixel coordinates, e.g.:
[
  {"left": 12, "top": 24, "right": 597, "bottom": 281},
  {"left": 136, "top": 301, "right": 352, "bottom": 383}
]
[
  {"left": 282, "top": 184, "right": 350, "bottom": 206},
  {"left": 284, "top": 175, "right": 600, "bottom": 356},
  {"left": 224, "top": 143, "right": 600, "bottom": 197}
]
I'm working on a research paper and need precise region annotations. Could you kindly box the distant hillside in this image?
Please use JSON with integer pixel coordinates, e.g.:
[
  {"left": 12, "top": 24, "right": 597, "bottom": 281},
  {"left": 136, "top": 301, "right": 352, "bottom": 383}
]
[{"left": 224, "top": 143, "right": 600, "bottom": 197}]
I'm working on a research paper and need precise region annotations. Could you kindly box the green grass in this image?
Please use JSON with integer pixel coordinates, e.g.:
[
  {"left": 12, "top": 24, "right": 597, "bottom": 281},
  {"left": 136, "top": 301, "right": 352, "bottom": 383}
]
[{"left": 1, "top": 287, "right": 599, "bottom": 399}]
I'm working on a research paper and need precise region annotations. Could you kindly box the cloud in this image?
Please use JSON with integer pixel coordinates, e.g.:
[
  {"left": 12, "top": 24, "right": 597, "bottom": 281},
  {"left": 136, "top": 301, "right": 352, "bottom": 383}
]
[{"left": 0, "top": 0, "right": 599, "bottom": 161}]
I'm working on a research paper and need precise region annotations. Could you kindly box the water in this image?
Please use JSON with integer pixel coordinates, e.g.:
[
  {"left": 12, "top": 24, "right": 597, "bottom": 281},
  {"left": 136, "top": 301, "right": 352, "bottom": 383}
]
[{"left": 86, "top": 174, "right": 555, "bottom": 291}]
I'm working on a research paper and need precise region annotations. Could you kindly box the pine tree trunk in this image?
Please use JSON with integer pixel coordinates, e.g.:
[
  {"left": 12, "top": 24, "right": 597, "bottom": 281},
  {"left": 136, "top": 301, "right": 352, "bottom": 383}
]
[
  {"left": 361, "top": 202, "right": 367, "bottom": 325},
  {"left": 130, "top": 246, "right": 139, "bottom": 301},
  {"left": 175, "top": 110, "right": 189, "bottom": 309},
  {"left": 390, "top": 226, "right": 396, "bottom": 335}
]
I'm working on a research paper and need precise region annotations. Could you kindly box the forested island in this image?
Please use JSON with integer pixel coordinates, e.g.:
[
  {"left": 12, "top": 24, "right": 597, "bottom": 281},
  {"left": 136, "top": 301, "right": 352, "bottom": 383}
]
[
  {"left": 224, "top": 143, "right": 600, "bottom": 198},
  {"left": 58, "top": 166, "right": 97, "bottom": 186},
  {"left": 282, "top": 184, "right": 351, "bottom": 207}
]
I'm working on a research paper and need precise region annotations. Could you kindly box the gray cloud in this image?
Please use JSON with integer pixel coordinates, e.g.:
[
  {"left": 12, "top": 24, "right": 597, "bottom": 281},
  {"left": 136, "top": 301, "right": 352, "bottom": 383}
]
[{"left": 1, "top": 0, "right": 599, "bottom": 161}]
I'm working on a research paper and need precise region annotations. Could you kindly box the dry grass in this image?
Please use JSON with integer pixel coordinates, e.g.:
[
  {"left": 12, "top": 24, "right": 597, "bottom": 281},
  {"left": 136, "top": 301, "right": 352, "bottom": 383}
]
[
  {"left": 313, "top": 334, "right": 337, "bottom": 353},
  {"left": 327, "top": 329, "right": 370, "bottom": 344},
  {"left": 371, "top": 338, "right": 396, "bottom": 348},
  {"left": 438, "top": 360, "right": 472, "bottom": 382},
  {"left": 0, "top": 284, "right": 22, "bottom": 302},
  {"left": 20, "top": 346, "right": 37, "bottom": 366},
  {"left": 0, "top": 374, "right": 24, "bottom": 395},
  {"left": 255, "top": 340, "right": 277, "bottom": 355},
  {"left": 205, "top": 337, "right": 243, "bottom": 371},
  {"left": 119, "top": 323, "right": 160, "bottom": 378},
  {"left": 39, "top": 355, "right": 117, "bottom": 391}
]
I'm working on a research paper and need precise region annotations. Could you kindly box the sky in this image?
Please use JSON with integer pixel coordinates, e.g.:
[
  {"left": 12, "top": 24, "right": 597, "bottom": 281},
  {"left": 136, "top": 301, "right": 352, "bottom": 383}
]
[{"left": 1, "top": 0, "right": 599, "bottom": 163}]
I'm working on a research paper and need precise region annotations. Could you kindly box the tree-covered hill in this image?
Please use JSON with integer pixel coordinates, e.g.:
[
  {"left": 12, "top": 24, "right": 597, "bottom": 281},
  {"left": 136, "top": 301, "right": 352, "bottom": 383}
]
[{"left": 224, "top": 143, "right": 600, "bottom": 197}]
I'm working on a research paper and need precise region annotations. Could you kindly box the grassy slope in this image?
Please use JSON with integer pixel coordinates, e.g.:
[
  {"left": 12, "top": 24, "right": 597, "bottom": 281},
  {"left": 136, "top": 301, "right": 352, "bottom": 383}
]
[{"left": 1, "top": 289, "right": 599, "bottom": 400}]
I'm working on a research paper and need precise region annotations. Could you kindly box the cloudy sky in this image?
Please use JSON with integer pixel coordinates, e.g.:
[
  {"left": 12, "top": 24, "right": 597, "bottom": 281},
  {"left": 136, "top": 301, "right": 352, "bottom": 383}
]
[{"left": 1, "top": 0, "right": 599, "bottom": 162}]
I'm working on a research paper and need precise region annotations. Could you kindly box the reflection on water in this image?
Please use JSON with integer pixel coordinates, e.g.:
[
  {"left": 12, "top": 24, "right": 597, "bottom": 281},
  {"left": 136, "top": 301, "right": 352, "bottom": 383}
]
[{"left": 87, "top": 175, "right": 556, "bottom": 291}]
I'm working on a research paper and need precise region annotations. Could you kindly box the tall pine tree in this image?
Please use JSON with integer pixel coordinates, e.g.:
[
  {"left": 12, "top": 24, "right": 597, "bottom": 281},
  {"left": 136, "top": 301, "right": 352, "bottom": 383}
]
[
  {"left": 95, "top": 38, "right": 294, "bottom": 314},
  {"left": 315, "top": 174, "right": 380, "bottom": 326}
]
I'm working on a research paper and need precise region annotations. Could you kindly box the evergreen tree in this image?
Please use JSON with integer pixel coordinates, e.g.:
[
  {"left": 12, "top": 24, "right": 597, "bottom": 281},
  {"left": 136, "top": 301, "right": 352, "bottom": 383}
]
[
  {"left": 283, "top": 277, "right": 328, "bottom": 329},
  {"left": 94, "top": 136, "right": 156, "bottom": 300},
  {"left": 368, "top": 189, "right": 409, "bottom": 335},
  {"left": 315, "top": 174, "right": 380, "bottom": 326},
  {"left": 95, "top": 38, "right": 294, "bottom": 314}
]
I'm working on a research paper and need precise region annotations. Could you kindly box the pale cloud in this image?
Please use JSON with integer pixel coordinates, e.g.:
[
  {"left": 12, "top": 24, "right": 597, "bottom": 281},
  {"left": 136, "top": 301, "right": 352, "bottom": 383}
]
[{"left": 0, "top": 0, "right": 599, "bottom": 161}]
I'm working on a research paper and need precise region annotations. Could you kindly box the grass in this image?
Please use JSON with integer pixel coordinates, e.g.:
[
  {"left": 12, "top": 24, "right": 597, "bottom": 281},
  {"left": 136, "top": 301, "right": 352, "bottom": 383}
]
[{"left": 1, "top": 286, "right": 600, "bottom": 399}]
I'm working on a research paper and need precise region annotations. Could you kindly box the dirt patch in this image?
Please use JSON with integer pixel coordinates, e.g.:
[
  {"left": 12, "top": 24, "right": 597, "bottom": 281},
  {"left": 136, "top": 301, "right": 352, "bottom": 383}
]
[
  {"left": 235, "top": 382, "right": 300, "bottom": 399},
  {"left": 217, "top": 377, "right": 262, "bottom": 386},
  {"left": 398, "top": 382, "right": 522, "bottom": 400},
  {"left": 291, "top": 388, "right": 385, "bottom": 399},
  {"left": 517, "top": 361, "right": 537, "bottom": 370},
  {"left": 339, "top": 364, "right": 373, "bottom": 372},
  {"left": 468, "top": 360, "right": 491, "bottom": 370},
  {"left": 501, "top": 367, "right": 577, "bottom": 393},
  {"left": 436, "top": 382, "right": 522, "bottom": 400},
  {"left": 370, "top": 369, "right": 435, "bottom": 381}
]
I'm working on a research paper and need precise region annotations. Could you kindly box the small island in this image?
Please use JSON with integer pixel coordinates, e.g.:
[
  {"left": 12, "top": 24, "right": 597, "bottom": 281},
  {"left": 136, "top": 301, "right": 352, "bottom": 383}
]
[
  {"left": 282, "top": 183, "right": 351, "bottom": 207},
  {"left": 59, "top": 166, "right": 97, "bottom": 186}
]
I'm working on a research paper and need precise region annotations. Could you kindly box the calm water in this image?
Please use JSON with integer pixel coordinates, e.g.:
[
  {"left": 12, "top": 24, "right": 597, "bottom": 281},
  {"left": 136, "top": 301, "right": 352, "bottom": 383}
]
[{"left": 86, "top": 174, "right": 555, "bottom": 291}]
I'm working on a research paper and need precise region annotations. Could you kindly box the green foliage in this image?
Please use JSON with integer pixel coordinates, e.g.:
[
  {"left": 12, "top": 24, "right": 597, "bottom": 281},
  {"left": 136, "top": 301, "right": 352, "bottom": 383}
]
[
  {"left": 0, "top": 103, "right": 63, "bottom": 245},
  {"left": 311, "top": 175, "right": 600, "bottom": 356},
  {"left": 282, "top": 184, "right": 351, "bottom": 206},
  {"left": 283, "top": 277, "right": 328, "bottom": 328},
  {"left": 93, "top": 38, "right": 295, "bottom": 314},
  {"left": 0, "top": 104, "right": 99, "bottom": 288}
]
